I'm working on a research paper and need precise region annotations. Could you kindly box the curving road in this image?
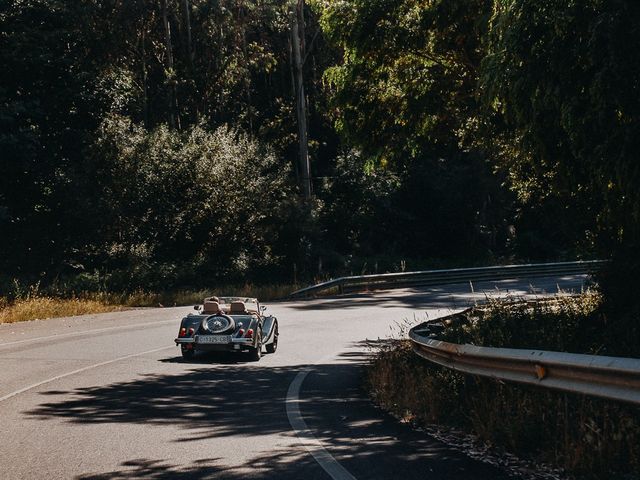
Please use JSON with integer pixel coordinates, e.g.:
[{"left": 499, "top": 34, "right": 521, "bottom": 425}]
[{"left": 0, "top": 276, "right": 587, "bottom": 479}]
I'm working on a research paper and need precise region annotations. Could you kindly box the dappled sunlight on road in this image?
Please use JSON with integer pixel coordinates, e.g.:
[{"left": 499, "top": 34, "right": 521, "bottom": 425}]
[{"left": 42, "top": 350, "right": 510, "bottom": 480}]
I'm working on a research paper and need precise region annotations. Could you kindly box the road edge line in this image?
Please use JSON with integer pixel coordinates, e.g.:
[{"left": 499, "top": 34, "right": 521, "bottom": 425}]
[
  {"left": 0, "top": 319, "right": 177, "bottom": 348},
  {"left": 0, "top": 346, "right": 173, "bottom": 403},
  {"left": 286, "top": 365, "right": 358, "bottom": 480}
]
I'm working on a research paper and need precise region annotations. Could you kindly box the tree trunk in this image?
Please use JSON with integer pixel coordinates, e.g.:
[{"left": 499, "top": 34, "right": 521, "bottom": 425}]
[
  {"left": 240, "top": 4, "right": 254, "bottom": 136},
  {"left": 182, "top": 0, "right": 193, "bottom": 68},
  {"left": 141, "top": 26, "right": 149, "bottom": 128},
  {"left": 291, "top": 0, "right": 311, "bottom": 200},
  {"left": 288, "top": 37, "right": 299, "bottom": 181},
  {"left": 161, "top": 0, "right": 179, "bottom": 129}
]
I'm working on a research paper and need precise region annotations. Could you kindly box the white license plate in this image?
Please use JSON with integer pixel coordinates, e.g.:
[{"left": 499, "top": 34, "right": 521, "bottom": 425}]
[{"left": 196, "top": 335, "right": 231, "bottom": 344}]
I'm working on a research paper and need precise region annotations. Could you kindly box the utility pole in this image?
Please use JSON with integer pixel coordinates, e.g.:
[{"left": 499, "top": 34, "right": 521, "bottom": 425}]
[{"left": 291, "top": 0, "right": 311, "bottom": 200}]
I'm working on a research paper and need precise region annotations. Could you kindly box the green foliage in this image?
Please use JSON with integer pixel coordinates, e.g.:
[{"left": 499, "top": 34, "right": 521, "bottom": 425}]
[
  {"left": 596, "top": 250, "right": 640, "bottom": 359},
  {"left": 0, "top": 0, "right": 106, "bottom": 273},
  {"left": 480, "top": 0, "right": 640, "bottom": 322},
  {"left": 315, "top": 0, "right": 517, "bottom": 261},
  {"left": 318, "top": 148, "right": 510, "bottom": 262},
  {"left": 482, "top": 0, "right": 640, "bottom": 239},
  {"left": 1, "top": 0, "right": 637, "bottom": 299},
  {"left": 85, "top": 116, "right": 300, "bottom": 288},
  {"left": 0, "top": 0, "right": 334, "bottom": 285},
  {"left": 317, "top": 0, "right": 492, "bottom": 166},
  {"left": 442, "top": 293, "right": 621, "bottom": 355}
]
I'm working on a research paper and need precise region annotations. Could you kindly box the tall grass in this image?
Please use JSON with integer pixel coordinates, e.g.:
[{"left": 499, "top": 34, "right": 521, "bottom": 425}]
[
  {"left": 0, "top": 297, "right": 123, "bottom": 323},
  {"left": 0, "top": 282, "right": 298, "bottom": 324}
]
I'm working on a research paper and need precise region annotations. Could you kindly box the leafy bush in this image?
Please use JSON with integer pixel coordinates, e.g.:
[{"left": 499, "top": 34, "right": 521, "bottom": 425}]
[
  {"left": 442, "top": 293, "right": 607, "bottom": 354},
  {"left": 81, "top": 116, "right": 302, "bottom": 289},
  {"left": 441, "top": 292, "right": 640, "bottom": 359}
]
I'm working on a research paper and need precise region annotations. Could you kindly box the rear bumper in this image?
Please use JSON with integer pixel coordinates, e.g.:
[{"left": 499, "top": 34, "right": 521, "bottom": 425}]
[
  {"left": 175, "top": 337, "right": 253, "bottom": 344},
  {"left": 175, "top": 337, "right": 255, "bottom": 351}
]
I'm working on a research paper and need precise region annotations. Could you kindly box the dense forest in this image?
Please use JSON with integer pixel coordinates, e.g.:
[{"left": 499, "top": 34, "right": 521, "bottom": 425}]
[{"left": 1, "top": 0, "right": 639, "bottom": 304}]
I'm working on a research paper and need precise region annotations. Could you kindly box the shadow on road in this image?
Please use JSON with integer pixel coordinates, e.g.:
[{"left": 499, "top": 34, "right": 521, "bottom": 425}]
[
  {"left": 75, "top": 452, "right": 326, "bottom": 480},
  {"left": 159, "top": 350, "right": 264, "bottom": 365},
  {"left": 28, "top": 345, "right": 510, "bottom": 480},
  {"left": 30, "top": 363, "right": 307, "bottom": 441}
]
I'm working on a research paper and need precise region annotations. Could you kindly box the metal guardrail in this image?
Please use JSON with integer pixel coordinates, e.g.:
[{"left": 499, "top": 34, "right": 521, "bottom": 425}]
[
  {"left": 289, "top": 260, "right": 605, "bottom": 298},
  {"left": 409, "top": 310, "right": 640, "bottom": 405}
]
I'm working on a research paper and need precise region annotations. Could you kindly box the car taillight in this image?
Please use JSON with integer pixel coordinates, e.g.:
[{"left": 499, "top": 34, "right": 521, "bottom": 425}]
[
  {"left": 188, "top": 327, "right": 195, "bottom": 336},
  {"left": 245, "top": 328, "right": 254, "bottom": 338},
  {"left": 179, "top": 327, "right": 186, "bottom": 337},
  {"left": 238, "top": 329, "right": 245, "bottom": 336}
]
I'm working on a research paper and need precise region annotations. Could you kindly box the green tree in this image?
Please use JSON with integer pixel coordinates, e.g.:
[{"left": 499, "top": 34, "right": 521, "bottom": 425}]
[
  {"left": 88, "top": 115, "right": 300, "bottom": 288},
  {"left": 316, "top": 0, "right": 492, "bottom": 166},
  {"left": 0, "top": 0, "right": 107, "bottom": 274},
  {"left": 0, "top": 0, "right": 337, "bottom": 282},
  {"left": 482, "top": 0, "right": 640, "bottom": 346},
  {"left": 314, "top": 0, "right": 511, "bottom": 260},
  {"left": 482, "top": 0, "right": 640, "bottom": 248}
]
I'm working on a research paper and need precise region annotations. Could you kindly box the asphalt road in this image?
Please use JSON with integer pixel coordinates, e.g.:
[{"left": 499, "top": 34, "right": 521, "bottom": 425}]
[{"left": 0, "top": 276, "right": 587, "bottom": 479}]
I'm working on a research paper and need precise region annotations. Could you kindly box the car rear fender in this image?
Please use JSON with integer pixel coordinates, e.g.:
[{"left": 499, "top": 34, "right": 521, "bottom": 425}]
[
  {"left": 262, "top": 316, "right": 277, "bottom": 344},
  {"left": 180, "top": 315, "right": 205, "bottom": 331}
]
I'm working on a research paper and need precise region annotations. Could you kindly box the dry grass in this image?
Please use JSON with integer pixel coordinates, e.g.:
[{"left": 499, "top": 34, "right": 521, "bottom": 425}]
[
  {"left": 0, "top": 297, "right": 123, "bottom": 324},
  {"left": 0, "top": 283, "right": 298, "bottom": 324},
  {"left": 115, "top": 283, "right": 298, "bottom": 308}
]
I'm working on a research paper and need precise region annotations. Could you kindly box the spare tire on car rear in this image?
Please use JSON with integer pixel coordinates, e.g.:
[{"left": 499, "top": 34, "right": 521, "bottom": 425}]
[{"left": 201, "top": 315, "right": 235, "bottom": 334}]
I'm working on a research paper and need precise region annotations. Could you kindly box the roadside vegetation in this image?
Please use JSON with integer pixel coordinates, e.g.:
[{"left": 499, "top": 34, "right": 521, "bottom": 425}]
[
  {"left": 0, "top": 296, "right": 122, "bottom": 324},
  {"left": 440, "top": 292, "right": 632, "bottom": 358},
  {"left": 368, "top": 294, "right": 640, "bottom": 479},
  {"left": 0, "top": 281, "right": 298, "bottom": 324}
]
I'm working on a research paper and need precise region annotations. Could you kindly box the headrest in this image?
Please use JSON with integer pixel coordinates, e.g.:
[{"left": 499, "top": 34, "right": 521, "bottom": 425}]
[
  {"left": 229, "top": 301, "right": 246, "bottom": 314},
  {"left": 203, "top": 301, "right": 220, "bottom": 314}
]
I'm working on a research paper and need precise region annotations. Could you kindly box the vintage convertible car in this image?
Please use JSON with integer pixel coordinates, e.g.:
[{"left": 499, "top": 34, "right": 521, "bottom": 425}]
[{"left": 174, "top": 297, "right": 278, "bottom": 361}]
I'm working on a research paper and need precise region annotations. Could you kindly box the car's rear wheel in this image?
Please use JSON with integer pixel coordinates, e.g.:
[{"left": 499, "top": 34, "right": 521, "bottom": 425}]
[
  {"left": 181, "top": 346, "right": 195, "bottom": 360},
  {"left": 265, "top": 326, "right": 278, "bottom": 354},
  {"left": 249, "top": 331, "right": 262, "bottom": 361}
]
